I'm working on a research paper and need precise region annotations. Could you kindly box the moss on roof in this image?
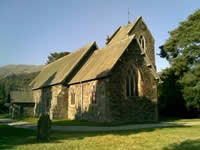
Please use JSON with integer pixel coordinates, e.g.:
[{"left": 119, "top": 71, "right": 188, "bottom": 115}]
[{"left": 30, "top": 42, "right": 96, "bottom": 89}]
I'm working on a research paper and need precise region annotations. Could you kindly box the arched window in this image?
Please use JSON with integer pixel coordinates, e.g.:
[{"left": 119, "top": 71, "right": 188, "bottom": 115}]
[
  {"left": 139, "top": 35, "right": 145, "bottom": 51},
  {"left": 125, "top": 69, "right": 138, "bottom": 96}
]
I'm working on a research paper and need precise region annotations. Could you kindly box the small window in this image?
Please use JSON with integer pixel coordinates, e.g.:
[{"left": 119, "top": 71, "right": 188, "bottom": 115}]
[
  {"left": 91, "top": 85, "right": 97, "bottom": 104},
  {"left": 139, "top": 35, "right": 145, "bottom": 50},
  {"left": 70, "top": 90, "right": 75, "bottom": 105},
  {"left": 126, "top": 69, "right": 138, "bottom": 96}
]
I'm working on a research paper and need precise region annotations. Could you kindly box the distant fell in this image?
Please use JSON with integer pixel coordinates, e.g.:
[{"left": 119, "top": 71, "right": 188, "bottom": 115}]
[{"left": 0, "top": 64, "right": 43, "bottom": 79}]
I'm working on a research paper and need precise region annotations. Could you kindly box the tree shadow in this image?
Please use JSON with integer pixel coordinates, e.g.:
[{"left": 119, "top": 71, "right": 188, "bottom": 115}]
[{"left": 162, "top": 139, "right": 200, "bottom": 150}]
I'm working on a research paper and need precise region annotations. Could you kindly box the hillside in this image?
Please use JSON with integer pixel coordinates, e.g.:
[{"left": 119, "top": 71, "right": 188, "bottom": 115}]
[{"left": 0, "top": 64, "right": 43, "bottom": 79}]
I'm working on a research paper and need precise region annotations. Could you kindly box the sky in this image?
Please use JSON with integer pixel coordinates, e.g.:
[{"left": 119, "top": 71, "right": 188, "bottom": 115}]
[{"left": 0, "top": 0, "right": 199, "bottom": 72}]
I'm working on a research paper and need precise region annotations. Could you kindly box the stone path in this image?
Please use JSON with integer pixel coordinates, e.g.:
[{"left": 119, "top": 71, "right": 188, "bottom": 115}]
[
  {"left": 52, "top": 122, "right": 181, "bottom": 132},
  {"left": 1, "top": 118, "right": 200, "bottom": 132}
]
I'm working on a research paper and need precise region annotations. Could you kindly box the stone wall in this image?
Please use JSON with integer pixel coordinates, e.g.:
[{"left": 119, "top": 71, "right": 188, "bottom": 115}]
[
  {"left": 33, "top": 80, "right": 109, "bottom": 121},
  {"left": 130, "top": 19, "right": 156, "bottom": 68},
  {"left": 106, "top": 39, "right": 158, "bottom": 122},
  {"left": 33, "top": 85, "right": 68, "bottom": 120},
  {"left": 33, "top": 39, "right": 157, "bottom": 122},
  {"left": 67, "top": 39, "right": 158, "bottom": 123},
  {"left": 23, "top": 105, "right": 35, "bottom": 117},
  {"left": 32, "top": 21, "right": 157, "bottom": 122},
  {"left": 68, "top": 79, "right": 110, "bottom": 122},
  {"left": 10, "top": 103, "right": 34, "bottom": 118}
]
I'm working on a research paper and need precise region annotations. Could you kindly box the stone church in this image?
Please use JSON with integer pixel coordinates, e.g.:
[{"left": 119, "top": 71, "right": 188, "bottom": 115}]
[{"left": 30, "top": 17, "right": 159, "bottom": 122}]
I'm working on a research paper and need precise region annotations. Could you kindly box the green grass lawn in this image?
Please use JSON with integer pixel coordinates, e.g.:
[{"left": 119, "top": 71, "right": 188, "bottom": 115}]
[
  {"left": 0, "top": 113, "right": 10, "bottom": 119},
  {"left": 0, "top": 122, "right": 200, "bottom": 150}
]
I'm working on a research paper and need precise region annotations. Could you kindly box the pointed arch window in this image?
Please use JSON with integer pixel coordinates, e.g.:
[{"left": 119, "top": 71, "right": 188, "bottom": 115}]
[
  {"left": 139, "top": 35, "right": 145, "bottom": 51},
  {"left": 126, "top": 69, "right": 138, "bottom": 96}
]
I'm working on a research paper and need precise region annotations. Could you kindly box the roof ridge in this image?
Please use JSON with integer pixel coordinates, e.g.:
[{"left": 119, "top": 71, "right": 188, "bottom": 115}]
[
  {"left": 68, "top": 35, "right": 136, "bottom": 84},
  {"left": 106, "top": 26, "right": 121, "bottom": 45},
  {"left": 127, "top": 16, "right": 142, "bottom": 35},
  {"left": 30, "top": 42, "right": 97, "bottom": 89},
  {"left": 45, "top": 42, "right": 95, "bottom": 68},
  {"left": 107, "top": 17, "right": 141, "bottom": 45},
  {"left": 60, "top": 42, "right": 97, "bottom": 83},
  {"left": 106, "top": 34, "right": 136, "bottom": 47}
]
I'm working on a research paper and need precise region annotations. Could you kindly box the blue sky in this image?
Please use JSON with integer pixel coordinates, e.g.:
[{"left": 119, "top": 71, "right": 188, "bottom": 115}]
[{"left": 0, "top": 0, "right": 199, "bottom": 71}]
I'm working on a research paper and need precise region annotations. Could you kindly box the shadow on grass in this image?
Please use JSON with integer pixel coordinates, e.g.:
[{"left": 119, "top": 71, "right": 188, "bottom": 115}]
[
  {"left": 163, "top": 139, "right": 200, "bottom": 150},
  {"left": 0, "top": 124, "right": 63, "bottom": 150},
  {"left": 0, "top": 123, "right": 190, "bottom": 150},
  {"left": 158, "top": 115, "right": 200, "bottom": 123}
]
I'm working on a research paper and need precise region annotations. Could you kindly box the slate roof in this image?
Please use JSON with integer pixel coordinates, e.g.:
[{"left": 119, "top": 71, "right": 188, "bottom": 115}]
[
  {"left": 30, "top": 42, "right": 97, "bottom": 89},
  {"left": 10, "top": 90, "right": 34, "bottom": 103},
  {"left": 69, "top": 35, "right": 136, "bottom": 84},
  {"left": 107, "top": 17, "right": 140, "bottom": 45},
  {"left": 31, "top": 16, "right": 158, "bottom": 89}
]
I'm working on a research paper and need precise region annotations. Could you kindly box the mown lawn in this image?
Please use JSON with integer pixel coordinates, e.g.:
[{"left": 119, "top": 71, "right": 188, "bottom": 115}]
[
  {"left": 0, "top": 122, "right": 200, "bottom": 150},
  {"left": 0, "top": 113, "right": 10, "bottom": 119}
]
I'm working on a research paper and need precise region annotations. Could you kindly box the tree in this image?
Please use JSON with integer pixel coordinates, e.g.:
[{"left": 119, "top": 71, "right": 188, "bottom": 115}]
[
  {"left": 46, "top": 52, "right": 70, "bottom": 64},
  {"left": 159, "top": 9, "right": 200, "bottom": 115},
  {"left": 0, "top": 72, "right": 39, "bottom": 113},
  {"left": 179, "top": 64, "right": 200, "bottom": 111},
  {"left": 158, "top": 68, "right": 188, "bottom": 117}
]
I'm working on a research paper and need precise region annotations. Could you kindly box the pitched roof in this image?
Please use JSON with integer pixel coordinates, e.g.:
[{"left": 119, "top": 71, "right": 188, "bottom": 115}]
[
  {"left": 69, "top": 35, "right": 136, "bottom": 84},
  {"left": 10, "top": 90, "right": 34, "bottom": 103},
  {"left": 30, "top": 42, "right": 97, "bottom": 89},
  {"left": 31, "top": 17, "right": 158, "bottom": 88},
  {"left": 107, "top": 17, "right": 141, "bottom": 45}
]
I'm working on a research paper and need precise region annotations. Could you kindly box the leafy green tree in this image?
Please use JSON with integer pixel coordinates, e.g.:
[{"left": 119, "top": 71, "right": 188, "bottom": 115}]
[
  {"left": 0, "top": 83, "right": 6, "bottom": 104},
  {"left": 159, "top": 9, "right": 200, "bottom": 114},
  {"left": 46, "top": 52, "right": 70, "bottom": 64},
  {"left": 158, "top": 68, "right": 187, "bottom": 116},
  {"left": 179, "top": 64, "right": 200, "bottom": 110},
  {"left": 160, "top": 9, "right": 200, "bottom": 72}
]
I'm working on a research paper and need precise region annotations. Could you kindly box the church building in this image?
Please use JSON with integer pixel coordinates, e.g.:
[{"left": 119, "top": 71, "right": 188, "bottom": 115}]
[{"left": 30, "top": 17, "right": 158, "bottom": 122}]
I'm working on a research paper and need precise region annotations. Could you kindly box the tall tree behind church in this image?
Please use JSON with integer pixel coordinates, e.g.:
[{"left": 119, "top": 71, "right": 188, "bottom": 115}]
[
  {"left": 46, "top": 52, "right": 70, "bottom": 64},
  {"left": 159, "top": 9, "right": 200, "bottom": 116}
]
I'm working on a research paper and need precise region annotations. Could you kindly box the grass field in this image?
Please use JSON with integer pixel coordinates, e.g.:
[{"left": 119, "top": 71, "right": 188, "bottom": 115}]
[
  {"left": 0, "top": 113, "right": 10, "bottom": 119},
  {"left": 0, "top": 122, "right": 200, "bottom": 150}
]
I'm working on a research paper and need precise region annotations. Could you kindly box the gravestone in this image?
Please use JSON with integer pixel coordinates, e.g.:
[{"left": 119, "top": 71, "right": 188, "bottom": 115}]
[{"left": 37, "top": 114, "right": 51, "bottom": 140}]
